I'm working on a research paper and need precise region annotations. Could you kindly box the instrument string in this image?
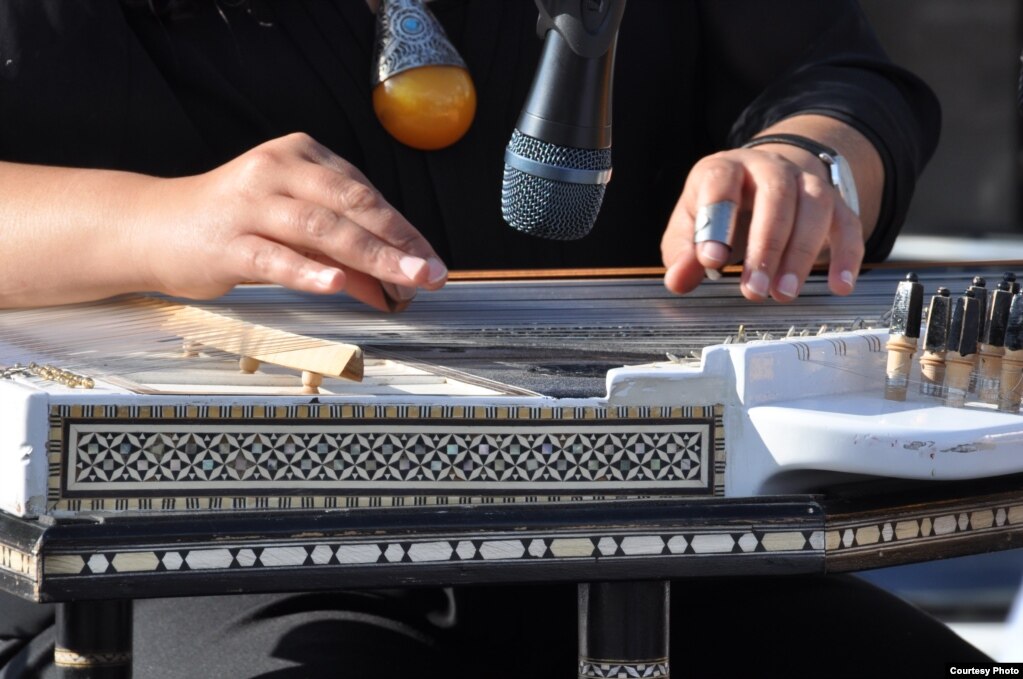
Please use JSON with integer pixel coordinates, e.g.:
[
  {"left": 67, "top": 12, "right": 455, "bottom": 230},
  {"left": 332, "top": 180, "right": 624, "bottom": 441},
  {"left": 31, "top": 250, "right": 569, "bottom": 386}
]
[
  {"left": 0, "top": 297, "right": 355, "bottom": 380},
  {"left": 0, "top": 269, "right": 992, "bottom": 391}
]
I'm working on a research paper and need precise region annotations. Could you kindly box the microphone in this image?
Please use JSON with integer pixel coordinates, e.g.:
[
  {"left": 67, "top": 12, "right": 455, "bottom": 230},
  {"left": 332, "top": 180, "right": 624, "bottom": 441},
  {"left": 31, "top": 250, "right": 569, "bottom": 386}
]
[{"left": 502, "top": 0, "right": 627, "bottom": 240}]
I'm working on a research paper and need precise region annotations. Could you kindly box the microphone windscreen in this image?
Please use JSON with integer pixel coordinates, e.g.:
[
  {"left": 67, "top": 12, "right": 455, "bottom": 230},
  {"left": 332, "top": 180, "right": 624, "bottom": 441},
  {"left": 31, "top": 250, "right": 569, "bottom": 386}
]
[{"left": 501, "top": 130, "right": 611, "bottom": 240}]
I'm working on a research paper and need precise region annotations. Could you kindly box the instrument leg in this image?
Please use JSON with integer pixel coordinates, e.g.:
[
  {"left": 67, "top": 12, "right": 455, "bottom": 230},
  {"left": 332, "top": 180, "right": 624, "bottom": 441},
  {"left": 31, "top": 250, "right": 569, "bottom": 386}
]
[
  {"left": 578, "top": 580, "right": 669, "bottom": 678},
  {"left": 55, "top": 600, "right": 133, "bottom": 679}
]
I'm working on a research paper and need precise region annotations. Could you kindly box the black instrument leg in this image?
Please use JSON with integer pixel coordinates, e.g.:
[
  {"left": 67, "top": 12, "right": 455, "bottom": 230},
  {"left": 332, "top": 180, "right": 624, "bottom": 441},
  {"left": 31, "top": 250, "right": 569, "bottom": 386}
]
[
  {"left": 578, "top": 580, "right": 669, "bottom": 678},
  {"left": 55, "top": 600, "right": 133, "bottom": 679}
]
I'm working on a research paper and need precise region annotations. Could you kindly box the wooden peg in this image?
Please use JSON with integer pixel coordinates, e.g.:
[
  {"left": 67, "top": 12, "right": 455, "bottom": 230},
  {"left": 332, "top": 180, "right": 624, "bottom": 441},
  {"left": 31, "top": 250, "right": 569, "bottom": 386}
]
[
  {"left": 918, "top": 350, "right": 946, "bottom": 398},
  {"left": 302, "top": 371, "right": 323, "bottom": 394},
  {"left": 884, "top": 273, "right": 923, "bottom": 401},
  {"left": 919, "top": 287, "right": 951, "bottom": 398},
  {"left": 944, "top": 354, "right": 974, "bottom": 408},
  {"left": 884, "top": 335, "right": 917, "bottom": 401},
  {"left": 977, "top": 343, "right": 1005, "bottom": 403},
  {"left": 239, "top": 356, "right": 260, "bottom": 374},
  {"left": 999, "top": 289, "right": 1023, "bottom": 412},
  {"left": 943, "top": 288, "right": 981, "bottom": 408},
  {"left": 998, "top": 349, "right": 1023, "bottom": 413}
]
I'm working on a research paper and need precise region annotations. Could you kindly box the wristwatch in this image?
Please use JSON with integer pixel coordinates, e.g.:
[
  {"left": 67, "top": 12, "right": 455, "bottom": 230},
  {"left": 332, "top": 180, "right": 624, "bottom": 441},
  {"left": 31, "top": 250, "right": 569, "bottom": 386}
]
[{"left": 742, "top": 133, "right": 860, "bottom": 216}]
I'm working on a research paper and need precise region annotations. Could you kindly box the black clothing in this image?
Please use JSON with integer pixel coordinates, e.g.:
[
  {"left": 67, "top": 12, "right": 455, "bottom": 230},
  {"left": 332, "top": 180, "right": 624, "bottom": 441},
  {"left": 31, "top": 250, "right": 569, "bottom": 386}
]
[
  {"left": 0, "top": 0, "right": 939, "bottom": 264},
  {"left": 0, "top": 578, "right": 990, "bottom": 679},
  {"left": 0, "top": 2, "right": 953, "bottom": 677}
]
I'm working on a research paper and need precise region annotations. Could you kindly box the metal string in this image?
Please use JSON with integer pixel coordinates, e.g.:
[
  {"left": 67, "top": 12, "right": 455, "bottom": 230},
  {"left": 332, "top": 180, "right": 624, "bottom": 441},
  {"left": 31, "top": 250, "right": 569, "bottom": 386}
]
[{"left": 0, "top": 269, "right": 998, "bottom": 390}]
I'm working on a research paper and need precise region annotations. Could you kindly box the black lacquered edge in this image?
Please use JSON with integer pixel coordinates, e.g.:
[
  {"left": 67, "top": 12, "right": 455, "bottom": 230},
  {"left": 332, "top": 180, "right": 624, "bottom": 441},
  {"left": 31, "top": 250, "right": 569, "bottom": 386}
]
[{"left": 10, "top": 498, "right": 825, "bottom": 602}]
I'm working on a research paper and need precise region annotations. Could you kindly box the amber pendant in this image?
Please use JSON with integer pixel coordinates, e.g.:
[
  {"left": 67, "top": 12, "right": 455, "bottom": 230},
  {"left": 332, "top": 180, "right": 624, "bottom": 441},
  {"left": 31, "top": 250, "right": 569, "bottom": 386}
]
[{"left": 371, "top": 0, "right": 476, "bottom": 150}]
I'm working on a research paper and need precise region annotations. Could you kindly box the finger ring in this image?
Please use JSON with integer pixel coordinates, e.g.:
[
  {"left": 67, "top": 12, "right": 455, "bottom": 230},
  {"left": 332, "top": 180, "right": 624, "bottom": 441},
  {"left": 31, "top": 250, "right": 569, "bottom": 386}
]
[{"left": 693, "top": 201, "right": 738, "bottom": 247}]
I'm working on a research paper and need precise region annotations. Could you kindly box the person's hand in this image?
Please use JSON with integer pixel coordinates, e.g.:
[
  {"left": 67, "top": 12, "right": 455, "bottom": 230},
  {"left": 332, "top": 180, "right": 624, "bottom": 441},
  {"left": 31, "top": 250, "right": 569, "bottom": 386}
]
[
  {"left": 134, "top": 132, "right": 446, "bottom": 311},
  {"left": 660, "top": 146, "right": 863, "bottom": 302}
]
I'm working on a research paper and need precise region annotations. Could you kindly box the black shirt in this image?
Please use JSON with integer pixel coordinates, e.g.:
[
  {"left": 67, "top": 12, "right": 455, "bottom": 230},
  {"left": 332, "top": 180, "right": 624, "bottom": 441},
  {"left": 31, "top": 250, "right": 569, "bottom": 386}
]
[{"left": 0, "top": 0, "right": 940, "bottom": 267}]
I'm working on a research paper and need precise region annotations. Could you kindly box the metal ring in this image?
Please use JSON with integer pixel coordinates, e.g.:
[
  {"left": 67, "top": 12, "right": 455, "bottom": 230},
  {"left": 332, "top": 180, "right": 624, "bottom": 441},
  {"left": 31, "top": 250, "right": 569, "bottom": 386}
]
[
  {"left": 503, "top": 149, "right": 612, "bottom": 185},
  {"left": 693, "top": 201, "right": 738, "bottom": 246}
]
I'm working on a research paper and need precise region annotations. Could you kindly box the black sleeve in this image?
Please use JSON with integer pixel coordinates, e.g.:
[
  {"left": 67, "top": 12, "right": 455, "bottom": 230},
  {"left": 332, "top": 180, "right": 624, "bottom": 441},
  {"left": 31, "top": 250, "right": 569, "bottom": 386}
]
[
  {"left": 0, "top": 0, "right": 211, "bottom": 175},
  {"left": 697, "top": 0, "right": 941, "bottom": 262}
]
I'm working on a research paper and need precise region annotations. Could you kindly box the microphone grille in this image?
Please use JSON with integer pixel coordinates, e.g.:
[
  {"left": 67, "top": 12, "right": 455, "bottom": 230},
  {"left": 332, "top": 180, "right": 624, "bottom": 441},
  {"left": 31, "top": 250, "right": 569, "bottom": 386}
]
[{"left": 501, "top": 130, "right": 611, "bottom": 241}]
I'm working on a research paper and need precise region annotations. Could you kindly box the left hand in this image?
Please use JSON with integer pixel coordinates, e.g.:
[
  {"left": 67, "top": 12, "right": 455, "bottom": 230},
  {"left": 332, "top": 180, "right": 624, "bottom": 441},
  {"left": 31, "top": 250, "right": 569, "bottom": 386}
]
[{"left": 660, "top": 146, "right": 864, "bottom": 302}]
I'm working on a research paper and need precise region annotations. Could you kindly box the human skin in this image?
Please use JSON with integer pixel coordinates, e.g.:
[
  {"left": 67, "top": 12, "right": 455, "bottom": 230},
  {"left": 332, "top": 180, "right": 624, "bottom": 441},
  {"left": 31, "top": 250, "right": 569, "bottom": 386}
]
[
  {"left": 365, "top": 0, "right": 885, "bottom": 302},
  {"left": 0, "top": 1, "right": 884, "bottom": 309},
  {"left": 0, "top": 133, "right": 446, "bottom": 310},
  {"left": 662, "top": 113, "right": 883, "bottom": 302},
  {"left": 366, "top": 0, "right": 886, "bottom": 303},
  {"left": 0, "top": 116, "right": 881, "bottom": 310}
]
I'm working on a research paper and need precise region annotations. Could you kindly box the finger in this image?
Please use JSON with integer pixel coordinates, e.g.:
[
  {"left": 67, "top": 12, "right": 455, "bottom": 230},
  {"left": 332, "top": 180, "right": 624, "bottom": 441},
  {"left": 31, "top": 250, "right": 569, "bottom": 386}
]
[
  {"left": 662, "top": 155, "right": 745, "bottom": 294},
  {"left": 741, "top": 158, "right": 800, "bottom": 301},
  {"left": 306, "top": 252, "right": 405, "bottom": 312},
  {"left": 346, "top": 269, "right": 409, "bottom": 312},
  {"left": 661, "top": 201, "right": 708, "bottom": 295},
  {"left": 284, "top": 162, "right": 447, "bottom": 289},
  {"left": 260, "top": 195, "right": 445, "bottom": 291},
  {"left": 825, "top": 200, "right": 865, "bottom": 296},
  {"left": 226, "top": 234, "right": 348, "bottom": 294},
  {"left": 770, "top": 173, "right": 833, "bottom": 302},
  {"left": 688, "top": 156, "right": 745, "bottom": 271}
]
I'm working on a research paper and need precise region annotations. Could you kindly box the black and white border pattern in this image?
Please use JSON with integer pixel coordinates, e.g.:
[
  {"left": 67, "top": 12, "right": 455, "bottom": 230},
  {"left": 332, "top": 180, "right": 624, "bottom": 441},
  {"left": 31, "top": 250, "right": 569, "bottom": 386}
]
[
  {"left": 578, "top": 660, "right": 670, "bottom": 678},
  {"left": 827, "top": 503, "right": 1023, "bottom": 556},
  {"left": 47, "top": 404, "right": 726, "bottom": 512},
  {"left": 0, "top": 544, "right": 35, "bottom": 580},
  {"left": 43, "top": 528, "right": 821, "bottom": 578}
]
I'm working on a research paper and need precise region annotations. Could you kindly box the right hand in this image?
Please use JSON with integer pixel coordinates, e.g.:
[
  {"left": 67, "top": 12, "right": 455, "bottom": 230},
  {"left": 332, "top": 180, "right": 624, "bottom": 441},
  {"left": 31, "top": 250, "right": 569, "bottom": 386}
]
[{"left": 135, "top": 132, "right": 446, "bottom": 310}]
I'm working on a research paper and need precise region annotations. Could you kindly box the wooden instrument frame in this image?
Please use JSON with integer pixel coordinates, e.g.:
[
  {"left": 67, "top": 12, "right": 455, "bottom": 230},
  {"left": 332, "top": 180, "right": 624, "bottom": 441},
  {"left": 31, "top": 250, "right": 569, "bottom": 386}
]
[{"left": 4, "top": 263, "right": 1023, "bottom": 677}]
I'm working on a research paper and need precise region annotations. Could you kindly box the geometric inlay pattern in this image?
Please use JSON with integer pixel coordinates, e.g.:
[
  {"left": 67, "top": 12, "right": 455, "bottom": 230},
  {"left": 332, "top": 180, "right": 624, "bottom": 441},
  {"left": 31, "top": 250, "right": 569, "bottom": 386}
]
[
  {"left": 47, "top": 403, "right": 724, "bottom": 512},
  {"left": 67, "top": 425, "right": 707, "bottom": 488},
  {"left": 579, "top": 660, "right": 669, "bottom": 678},
  {"left": 42, "top": 528, "right": 822, "bottom": 578},
  {"left": 0, "top": 543, "right": 35, "bottom": 579},
  {"left": 827, "top": 502, "right": 1023, "bottom": 557}
]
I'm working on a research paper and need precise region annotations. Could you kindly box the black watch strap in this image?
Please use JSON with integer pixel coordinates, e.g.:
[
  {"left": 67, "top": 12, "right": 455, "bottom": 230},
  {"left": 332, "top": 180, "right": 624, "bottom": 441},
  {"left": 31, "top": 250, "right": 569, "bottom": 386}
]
[
  {"left": 741, "top": 133, "right": 838, "bottom": 157},
  {"left": 740, "top": 133, "right": 860, "bottom": 216}
]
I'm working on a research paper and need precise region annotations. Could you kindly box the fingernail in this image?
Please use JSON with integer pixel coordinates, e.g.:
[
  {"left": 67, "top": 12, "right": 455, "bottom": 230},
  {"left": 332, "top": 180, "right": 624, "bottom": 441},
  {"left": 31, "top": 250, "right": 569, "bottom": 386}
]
[
  {"left": 426, "top": 257, "right": 448, "bottom": 285},
  {"left": 698, "top": 241, "right": 730, "bottom": 266},
  {"left": 399, "top": 255, "right": 428, "bottom": 281},
  {"left": 317, "top": 268, "right": 342, "bottom": 288},
  {"left": 663, "top": 260, "right": 684, "bottom": 292},
  {"left": 381, "top": 282, "right": 418, "bottom": 302},
  {"left": 704, "top": 267, "right": 722, "bottom": 281},
  {"left": 776, "top": 273, "right": 799, "bottom": 299},
  {"left": 840, "top": 270, "right": 856, "bottom": 288},
  {"left": 747, "top": 270, "right": 770, "bottom": 297}
]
